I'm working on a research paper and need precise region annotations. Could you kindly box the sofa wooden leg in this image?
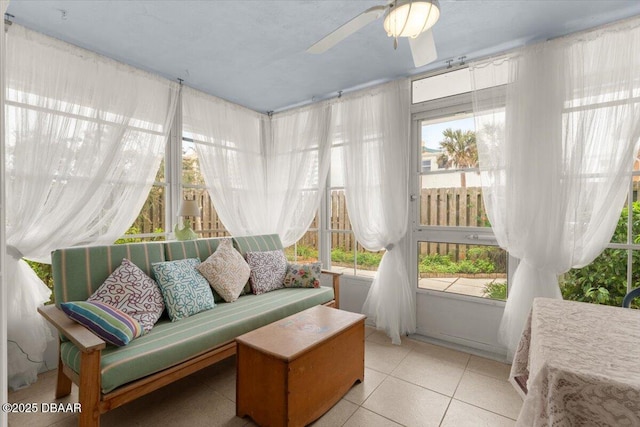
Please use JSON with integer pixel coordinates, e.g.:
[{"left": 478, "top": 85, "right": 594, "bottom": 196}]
[
  {"left": 55, "top": 352, "right": 72, "bottom": 399},
  {"left": 78, "top": 350, "right": 101, "bottom": 427}
]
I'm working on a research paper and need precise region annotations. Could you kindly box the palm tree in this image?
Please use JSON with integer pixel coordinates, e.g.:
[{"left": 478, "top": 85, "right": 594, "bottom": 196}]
[{"left": 437, "top": 128, "right": 478, "bottom": 188}]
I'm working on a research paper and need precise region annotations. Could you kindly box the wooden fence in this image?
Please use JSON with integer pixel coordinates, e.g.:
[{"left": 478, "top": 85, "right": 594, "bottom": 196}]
[
  {"left": 420, "top": 187, "right": 489, "bottom": 258},
  {"left": 132, "top": 187, "right": 490, "bottom": 259},
  {"left": 325, "top": 188, "right": 489, "bottom": 258},
  {"left": 131, "top": 187, "right": 229, "bottom": 238}
]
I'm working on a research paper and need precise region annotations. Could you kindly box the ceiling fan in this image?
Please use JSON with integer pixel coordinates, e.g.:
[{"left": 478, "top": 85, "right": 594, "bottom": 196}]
[{"left": 307, "top": 0, "right": 440, "bottom": 68}]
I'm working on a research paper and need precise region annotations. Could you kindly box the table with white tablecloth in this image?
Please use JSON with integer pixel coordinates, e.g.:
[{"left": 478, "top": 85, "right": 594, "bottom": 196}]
[{"left": 511, "top": 297, "right": 640, "bottom": 426}]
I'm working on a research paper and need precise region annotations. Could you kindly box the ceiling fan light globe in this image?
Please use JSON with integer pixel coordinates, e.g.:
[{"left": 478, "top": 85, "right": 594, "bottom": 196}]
[{"left": 383, "top": 0, "right": 440, "bottom": 38}]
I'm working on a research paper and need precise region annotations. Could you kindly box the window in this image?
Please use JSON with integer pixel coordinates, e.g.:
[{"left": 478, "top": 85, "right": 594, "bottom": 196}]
[
  {"left": 418, "top": 114, "right": 488, "bottom": 227},
  {"left": 560, "top": 156, "right": 640, "bottom": 308},
  {"left": 418, "top": 242, "right": 508, "bottom": 300},
  {"left": 323, "top": 144, "right": 385, "bottom": 276},
  {"left": 182, "top": 135, "right": 229, "bottom": 238},
  {"left": 119, "top": 160, "right": 167, "bottom": 243},
  {"left": 412, "top": 69, "right": 507, "bottom": 301},
  {"left": 413, "top": 68, "right": 472, "bottom": 104},
  {"left": 285, "top": 215, "right": 320, "bottom": 263},
  {"left": 119, "top": 129, "right": 231, "bottom": 243}
]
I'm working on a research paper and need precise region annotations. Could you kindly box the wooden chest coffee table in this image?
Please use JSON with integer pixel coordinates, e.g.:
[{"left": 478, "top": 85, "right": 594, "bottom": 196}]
[{"left": 236, "top": 305, "right": 366, "bottom": 427}]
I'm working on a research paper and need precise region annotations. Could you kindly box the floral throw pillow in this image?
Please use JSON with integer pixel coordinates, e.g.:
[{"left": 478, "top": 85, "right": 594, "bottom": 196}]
[
  {"left": 88, "top": 258, "right": 165, "bottom": 334},
  {"left": 246, "top": 250, "right": 287, "bottom": 295},
  {"left": 283, "top": 262, "right": 322, "bottom": 288},
  {"left": 152, "top": 258, "right": 215, "bottom": 322},
  {"left": 197, "top": 238, "right": 250, "bottom": 303}
]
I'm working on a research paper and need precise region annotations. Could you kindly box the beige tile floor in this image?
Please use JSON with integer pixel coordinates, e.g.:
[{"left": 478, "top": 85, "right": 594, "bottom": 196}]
[{"left": 8, "top": 327, "right": 522, "bottom": 427}]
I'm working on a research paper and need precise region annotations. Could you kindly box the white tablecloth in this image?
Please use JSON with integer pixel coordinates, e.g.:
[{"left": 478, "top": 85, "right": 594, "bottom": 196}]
[{"left": 511, "top": 297, "right": 640, "bottom": 426}]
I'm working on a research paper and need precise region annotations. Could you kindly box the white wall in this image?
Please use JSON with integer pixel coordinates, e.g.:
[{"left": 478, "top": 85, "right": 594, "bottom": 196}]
[
  {"left": 337, "top": 274, "right": 507, "bottom": 361},
  {"left": 416, "top": 291, "right": 506, "bottom": 360},
  {"left": 336, "top": 275, "right": 373, "bottom": 316}
]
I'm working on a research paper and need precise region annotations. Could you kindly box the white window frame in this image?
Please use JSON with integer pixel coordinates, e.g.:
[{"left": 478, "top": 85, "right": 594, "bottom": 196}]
[{"left": 410, "top": 69, "right": 512, "bottom": 305}]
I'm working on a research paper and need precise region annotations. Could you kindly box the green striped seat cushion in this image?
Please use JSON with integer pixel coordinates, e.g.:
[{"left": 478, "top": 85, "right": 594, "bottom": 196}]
[
  {"left": 164, "top": 238, "right": 227, "bottom": 302},
  {"left": 163, "top": 238, "right": 224, "bottom": 263},
  {"left": 52, "top": 242, "right": 166, "bottom": 305},
  {"left": 60, "top": 286, "right": 334, "bottom": 393},
  {"left": 232, "top": 234, "right": 283, "bottom": 256},
  {"left": 163, "top": 234, "right": 283, "bottom": 262},
  {"left": 164, "top": 235, "right": 285, "bottom": 298}
]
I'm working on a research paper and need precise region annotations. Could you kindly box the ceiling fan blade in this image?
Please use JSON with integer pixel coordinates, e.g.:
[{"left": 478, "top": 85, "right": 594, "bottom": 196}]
[
  {"left": 307, "top": 5, "right": 387, "bottom": 54},
  {"left": 409, "top": 29, "right": 438, "bottom": 67}
]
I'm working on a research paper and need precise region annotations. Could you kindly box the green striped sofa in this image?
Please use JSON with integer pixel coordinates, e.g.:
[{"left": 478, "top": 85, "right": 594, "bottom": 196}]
[{"left": 39, "top": 235, "right": 340, "bottom": 427}]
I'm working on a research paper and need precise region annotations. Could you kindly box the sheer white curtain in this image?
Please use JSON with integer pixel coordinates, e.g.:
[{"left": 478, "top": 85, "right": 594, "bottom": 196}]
[
  {"left": 6, "top": 25, "right": 179, "bottom": 388},
  {"left": 182, "top": 87, "right": 265, "bottom": 237},
  {"left": 266, "top": 105, "right": 332, "bottom": 245},
  {"left": 471, "top": 18, "right": 640, "bottom": 358},
  {"left": 1, "top": 0, "right": 10, "bottom": 417},
  {"left": 336, "top": 80, "right": 414, "bottom": 344},
  {"left": 183, "top": 87, "right": 331, "bottom": 246}
]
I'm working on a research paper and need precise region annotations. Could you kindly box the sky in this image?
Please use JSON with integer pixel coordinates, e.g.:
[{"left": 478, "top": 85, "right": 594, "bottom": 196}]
[{"left": 422, "top": 116, "right": 475, "bottom": 151}]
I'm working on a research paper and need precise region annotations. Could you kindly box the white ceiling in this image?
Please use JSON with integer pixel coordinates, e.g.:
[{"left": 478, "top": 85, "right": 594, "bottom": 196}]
[{"left": 7, "top": 1, "right": 640, "bottom": 113}]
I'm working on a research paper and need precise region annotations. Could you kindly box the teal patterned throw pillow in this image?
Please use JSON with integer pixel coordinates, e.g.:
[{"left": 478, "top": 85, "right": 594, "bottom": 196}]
[{"left": 152, "top": 258, "right": 215, "bottom": 321}]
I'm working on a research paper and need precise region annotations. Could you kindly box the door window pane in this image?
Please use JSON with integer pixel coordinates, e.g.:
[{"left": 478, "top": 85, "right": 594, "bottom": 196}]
[
  {"left": 419, "top": 176, "right": 489, "bottom": 227},
  {"left": 417, "top": 242, "right": 507, "bottom": 300},
  {"left": 419, "top": 115, "right": 489, "bottom": 227}
]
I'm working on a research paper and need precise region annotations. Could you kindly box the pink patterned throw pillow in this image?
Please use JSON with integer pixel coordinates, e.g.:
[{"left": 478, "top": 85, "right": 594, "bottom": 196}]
[
  {"left": 246, "top": 250, "right": 287, "bottom": 295},
  {"left": 88, "top": 258, "right": 165, "bottom": 333}
]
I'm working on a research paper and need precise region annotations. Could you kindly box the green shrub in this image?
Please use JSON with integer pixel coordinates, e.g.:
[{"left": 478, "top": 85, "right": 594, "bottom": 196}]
[
  {"left": 297, "top": 244, "right": 318, "bottom": 260},
  {"left": 356, "top": 251, "right": 383, "bottom": 268},
  {"left": 285, "top": 244, "right": 319, "bottom": 262},
  {"left": 419, "top": 253, "right": 455, "bottom": 274},
  {"left": 418, "top": 249, "right": 499, "bottom": 275},
  {"left": 331, "top": 247, "right": 350, "bottom": 263},
  {"left": 561, "top": 202, "right": 640, "bottom": 306},
  {"left": 25, "top": 260, "right": 54, "bottom": 304},
  {"left": 330, "top": 247, "right": 383, "bottom": 269},
  {"left": 483, "top": 281, "right": 507, "bottom": 300}
]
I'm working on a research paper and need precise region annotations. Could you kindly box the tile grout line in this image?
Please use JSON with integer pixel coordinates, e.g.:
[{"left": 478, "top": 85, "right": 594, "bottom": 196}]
[
  {"left": 453, "top": 353, "right": 472, "bottom": 396},
  {"left": 449, "top": 397, "right": 519, "bottom": 422},
  {"left": 438, "top": 398, "right": 454, "bottom": 427},
  {"left": 436, "top": 352, "right": 471, "bottom": 426},
  {"left": 352, "top": 335, "right": 414, "bottom": 426},
  {"left": 451, "top": 358, "right": 521, "bottom": 422}
]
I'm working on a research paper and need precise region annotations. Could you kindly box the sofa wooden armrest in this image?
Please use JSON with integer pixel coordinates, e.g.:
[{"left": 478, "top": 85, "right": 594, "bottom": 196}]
[
  {"left": 38, "top": 305, "right": 106, "bottom": 352},
  {"left": 321, "top": 270, "right": 342, "bottom": 309}
]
